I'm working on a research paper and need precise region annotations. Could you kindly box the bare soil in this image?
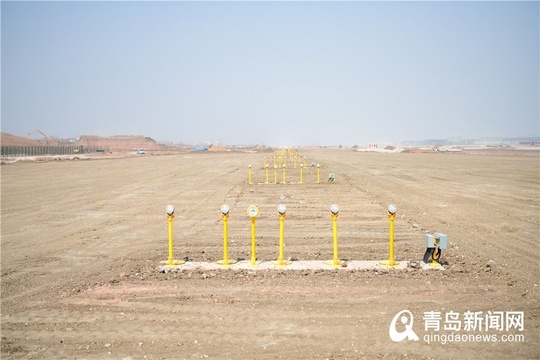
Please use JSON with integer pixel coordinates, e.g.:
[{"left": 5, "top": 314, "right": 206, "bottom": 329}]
[{"left": 1, "top": 150, "right": 539, "bottom": 359}]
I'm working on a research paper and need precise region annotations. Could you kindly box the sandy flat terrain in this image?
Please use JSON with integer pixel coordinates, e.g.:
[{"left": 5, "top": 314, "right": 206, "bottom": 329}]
[{"left": 1, "top": 149, "right": 539, "bottom": 359}]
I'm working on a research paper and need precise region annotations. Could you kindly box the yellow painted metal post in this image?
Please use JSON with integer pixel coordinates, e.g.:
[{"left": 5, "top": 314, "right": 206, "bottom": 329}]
[
  {"left": 223, "top": 214, "right": 230, "bottom": 264},
  {"left": 168, "top": 214, "right": 174, "bottom": 266},
  {"left": 332, "top": 214, "right": 339, "bottom": 265},
  {"left": 325, "top": 212, "right": 342, "bottom": 268},
  {"left": 250, "top": 217, "right": 257, "bottom": 267},
  {"left": 246, "top": 205, "right": 260, "bottom": 268},
  {"left": 389, "top": 213, "right": 396, "bottom": 264},
  {"left": 282, "top": 164, "right": 286, "bottom": 184},
  {"left": 164, "top": 211, "right": 184, "bottom": 267},
  {"left": 279, "top": 214, "right": 285, "bottom": 262},
  {"left": 380, "top": 205, "right": 399, "bottom": 268},
  {"left": 299, "top": 164, "right": 304, "bottom": 184},
  {"left": 217, "top": 211, "right": 236, "bottom": 267},
  {"left": 274, "top": 165, "right": 278, "bottom": 184},
  {"left": 316, "top": 164, "right": 320, "bottom": 184},
  {"left": 273, "top": 209, "right": 291, "bottom": 267},
  {"left": 265, "top": 164, "right": 269, "bottom": 184},
  {"left": 248, "top": 165, "right": 253, "bottom": 185}
]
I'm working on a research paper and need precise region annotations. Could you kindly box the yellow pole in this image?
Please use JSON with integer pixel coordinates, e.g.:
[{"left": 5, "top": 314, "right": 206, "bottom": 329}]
[
  {"left": 332, "top": 214, "right": 339, "bottom": 265},
  {"left": 380, "top": 210, "right": 399, "bottom": 268},
  {"left": 279, "top": 214, "right": 285, "bottom": 262},
  {"left": 282, "top": 164, "right": 286, "bottom": 184},
  {"left": 223, "top": 214, "right": 229, "bottom": 264},
  {"left": 316, "top": 165, "right": 320, "bottom": 184},
  {"left": 325, "top": 213, "right": 342, "bottom": 267},
  {"left": 265, "top": 164, "right": 269, "bottom": 184},
  {"left": 278, "top": 214, "right": 285, "bottom": 264},
  {"left": 248, "top": 165, "right": 252, "bottom": 185},
  {"left": 217, "top": 213, "right": 237, "bottom": 267},
  {"left": 274, "top": 165, "right": 278, "bottom": 184},
  {"left": 299, "top": 164, "right": 304, "bottom": 184},
  {"left": 389, "top": 213, "right": 396, "bottom": 265},
  {"left": 164, "top": 213, "right": 185, "bottom": 267},
  {"left": 168, "top": 214, "right": 174, "bottom": 266},
  {"left": 274, "top": 208, "right": 291, "bottom": 267},
  {"left": 250, "top": 217, "right": 257, "bottom": 267}
]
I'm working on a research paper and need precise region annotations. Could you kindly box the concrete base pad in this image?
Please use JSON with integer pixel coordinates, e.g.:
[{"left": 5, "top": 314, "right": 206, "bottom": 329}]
[
  {"left": 158, "top": 259, "right": 431, "bottom": 272},
  {"left": 420, "top": 261, "right": 445, "bottom": 270}
]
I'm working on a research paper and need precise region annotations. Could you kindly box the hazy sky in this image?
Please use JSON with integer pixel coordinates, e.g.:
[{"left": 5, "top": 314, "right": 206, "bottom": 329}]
[{"left": 2, "top": 1, "right": 538, "bottom": 146}]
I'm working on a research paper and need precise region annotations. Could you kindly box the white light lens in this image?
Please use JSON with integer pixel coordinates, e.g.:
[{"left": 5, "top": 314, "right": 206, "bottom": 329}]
[
  {"left": 247, "top": 205, "right": 259, "bottom": 218},
  {"left": 278, "top": 204, "right": 287, "bottom": 214},
  {"left": 300, "top": 163, "right": 303, "bottom": 168},
  {"left": 166, "top": 205, "right": 175, "bottom": 215},
  {"left": 330, "top": 204, "right": 340, "bottom": 214},
  {"left": 221, "top": 204, "right": 230, "bottom": 215},
  {"left": 388, "top": 204, "right": 397, "bottom": 214}
]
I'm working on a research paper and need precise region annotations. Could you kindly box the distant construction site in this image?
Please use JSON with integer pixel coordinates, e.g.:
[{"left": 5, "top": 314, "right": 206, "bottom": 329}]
[{"left": 0, "top": 131, "right": 169, "bottom": 157}]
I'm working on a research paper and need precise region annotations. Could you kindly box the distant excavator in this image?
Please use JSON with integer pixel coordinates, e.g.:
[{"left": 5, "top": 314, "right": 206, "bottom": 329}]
[{"left": 27, "top": 130, "right": 55, "bottom": 145}]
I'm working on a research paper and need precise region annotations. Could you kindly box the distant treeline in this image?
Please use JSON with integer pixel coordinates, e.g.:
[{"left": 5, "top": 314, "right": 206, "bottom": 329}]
[{"left": 0, "top": 146, "right": 110, "bottom": 157}]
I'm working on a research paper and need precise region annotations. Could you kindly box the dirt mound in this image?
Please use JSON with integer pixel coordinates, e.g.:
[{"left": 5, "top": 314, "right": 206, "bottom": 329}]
[
  {"left": 76, "top": 135, "right": 163, "bottom": 152},
  {"left": 1, "top": 132, "right": 45, "bottom": 146},
  {"left": 207, "top": 145, "right": 228, "bottom": 152}
]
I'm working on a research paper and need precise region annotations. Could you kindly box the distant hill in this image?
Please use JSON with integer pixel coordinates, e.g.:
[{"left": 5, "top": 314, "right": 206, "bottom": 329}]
[
  {"left": 1, "top": 132, "right": 168, "bottom": 152},
  {"left": 1, "top": 132, "right": 45, "bottom": 146},
  {"left": 76, "top": 135, "right": 164, "bottom": 151}
]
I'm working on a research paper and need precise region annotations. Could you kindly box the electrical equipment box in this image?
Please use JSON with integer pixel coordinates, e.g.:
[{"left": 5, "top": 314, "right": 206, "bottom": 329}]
[{"left": 424, "top": 233, "right": 448, "bottom": 249}]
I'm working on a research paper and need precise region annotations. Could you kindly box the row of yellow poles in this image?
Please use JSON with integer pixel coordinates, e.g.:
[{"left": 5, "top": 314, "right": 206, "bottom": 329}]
[
  {"left": 163, "top": 204, "right": 400, "bottom": 269},
  {"left": 249, "top": 148, "right": 323, "bottom": 185},
  {"left": 249, "top": 163, "right": 321, "bottom": 184},
  {"left": 265, "top": 148, "right": 307, "bottom": 169}
]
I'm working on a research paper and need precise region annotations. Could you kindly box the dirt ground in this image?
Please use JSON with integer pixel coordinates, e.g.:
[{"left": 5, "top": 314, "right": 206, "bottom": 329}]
[{"left": 1, "top": 149, "right": 539, "bottom": 359}]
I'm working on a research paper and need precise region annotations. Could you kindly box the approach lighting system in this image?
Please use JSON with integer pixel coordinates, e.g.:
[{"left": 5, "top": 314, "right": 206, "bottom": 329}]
[
  {"left": 166, "top": 205, "right": 175, "bottom": 216},
  {"left": 278, "top": 204, "right": 287, "bottom": 215},
  {"left": 388, "top": 204, "right": 397, "bottom": 215},
  {"left": 330, "top": 204, "right": 340, "bottom": 215}
]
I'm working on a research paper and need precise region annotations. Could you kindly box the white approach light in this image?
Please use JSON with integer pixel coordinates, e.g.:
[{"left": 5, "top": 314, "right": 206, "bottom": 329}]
[
  {"left": 278, "top": 204, "right": 287, "bottom": 215},
  {"left": 247, "top": 205, "right": 259, "bottom": 218},
  {"left": 221, "top": 204, "right": 230, "bottom": 215},
  {"left": 388, "top": 204, "right": 397, "bottom": 215},
  {"left": 166, "top": 205, "right": 175, "bottom": 215},
  {"left": 330, "top": 204, "right": 340, "bottom": 214}
]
